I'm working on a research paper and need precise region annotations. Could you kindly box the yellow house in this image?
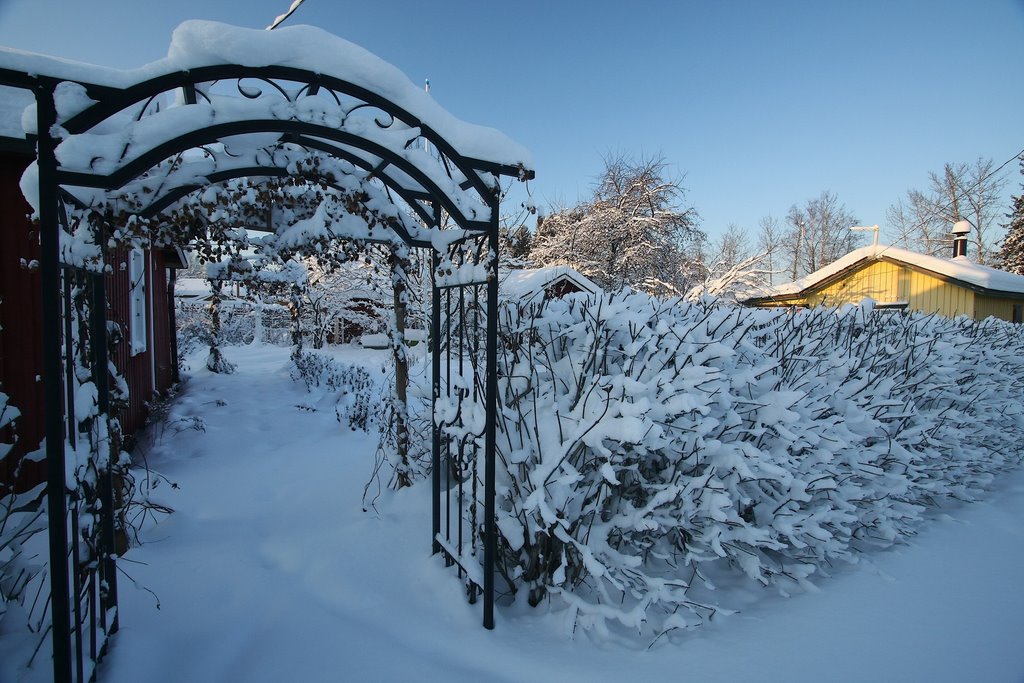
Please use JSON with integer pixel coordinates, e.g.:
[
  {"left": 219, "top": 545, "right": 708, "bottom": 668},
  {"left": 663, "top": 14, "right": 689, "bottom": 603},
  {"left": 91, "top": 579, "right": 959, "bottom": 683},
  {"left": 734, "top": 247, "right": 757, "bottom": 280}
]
[{"left": 743, "top": 244, "right": 1024, "bottom": 323}]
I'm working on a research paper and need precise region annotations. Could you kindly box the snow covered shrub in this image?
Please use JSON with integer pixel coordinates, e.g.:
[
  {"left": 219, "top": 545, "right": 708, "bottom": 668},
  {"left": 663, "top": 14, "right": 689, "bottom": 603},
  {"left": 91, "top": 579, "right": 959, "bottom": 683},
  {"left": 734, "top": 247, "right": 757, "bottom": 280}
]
[
  {"left": 177, "top": 303, "right": 295, "bottom": 357},
  {"left": 0, "top": 481, "right": 49, "bottom": 673},
  {"left": 176, "top": 304, "right": 213, "bottom": 357},
  {"left": 376, "top": 349, "right": 433, "bottom": 489},
  {"left": 482, "top": 293, "right": 1024, "bottom": 638},
  {"left": 218, "top": 305, "right": 257, "bottom": 346},
  {"left": 292, "top": 351, "right": 379, "bottom": 432},
  {"left": 0, "top": 393, "right": 50, "bottom": 650}
]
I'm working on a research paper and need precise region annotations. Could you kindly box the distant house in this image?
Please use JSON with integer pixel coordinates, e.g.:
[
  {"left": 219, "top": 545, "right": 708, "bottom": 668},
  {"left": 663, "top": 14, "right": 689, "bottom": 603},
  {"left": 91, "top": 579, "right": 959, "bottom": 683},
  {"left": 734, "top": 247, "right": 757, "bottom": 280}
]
[
  {"left": 500, "top": 265, "right": 602, "bottom": 302},
  {"left": 359, "top": 267, "right": 599, "bottom": 350},
  {"left": 327, "top": 288, "right": 387, "bottom": 344},
  {"left": 1, "top": 111, "right": 185, "bottom": 492},
  {"left": 743, "top": 242, "right": 1024, "bottom": 323},
  {"left": 174, "top": 277, "right": 237, "bottom": 306}
]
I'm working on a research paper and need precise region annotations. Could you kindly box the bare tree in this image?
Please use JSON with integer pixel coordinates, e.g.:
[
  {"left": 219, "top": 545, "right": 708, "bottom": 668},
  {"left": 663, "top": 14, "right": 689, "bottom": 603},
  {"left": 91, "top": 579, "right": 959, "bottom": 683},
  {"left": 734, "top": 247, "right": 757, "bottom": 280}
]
[
  {"left": 499, "top": 223, "right": 534, "bottom": 267},
  {"left": 303, "top": 251, "right": 393, "bottom": 346},
  {"left": 757, "top": 214, "right": 783, "bottom": 286},
  {"left": 711, "top": 224, "right": 753, "bottom": 269},
  {"left": 689, "top": 224, "right": 773, "bottom": 302},
  {"left": 887, "top": 158, "right": 1008, "bottom": 262},
  {"left": 784, "top": 191, "right": 861, "bottom": 279}
]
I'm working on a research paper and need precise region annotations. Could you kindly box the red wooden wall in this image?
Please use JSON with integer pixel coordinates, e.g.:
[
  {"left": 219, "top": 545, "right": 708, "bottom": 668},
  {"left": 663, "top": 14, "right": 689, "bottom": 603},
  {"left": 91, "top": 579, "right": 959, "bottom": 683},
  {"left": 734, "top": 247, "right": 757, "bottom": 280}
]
[
  {"left": 106, "top": 246, "right": 176, "bottom": 436},
  {"left": 1, "top": 150, "right": 178, "bottom": 490},
  {"left": 0, "top": 151, "right": 45, "bottom": 491}
]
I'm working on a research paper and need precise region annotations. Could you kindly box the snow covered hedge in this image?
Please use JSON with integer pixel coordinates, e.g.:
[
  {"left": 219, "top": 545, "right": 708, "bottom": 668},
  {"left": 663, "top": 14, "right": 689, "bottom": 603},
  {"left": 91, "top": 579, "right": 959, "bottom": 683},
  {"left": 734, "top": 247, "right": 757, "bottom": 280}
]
[
  {"left": 483, "top": 293, "right": 1024, "bottom": 637},
  {"left": 291, "top": 351, "right": 381, "bottom": 433},
  {"left": 0, "top": 393, "right": 51, "bottom": 673}
]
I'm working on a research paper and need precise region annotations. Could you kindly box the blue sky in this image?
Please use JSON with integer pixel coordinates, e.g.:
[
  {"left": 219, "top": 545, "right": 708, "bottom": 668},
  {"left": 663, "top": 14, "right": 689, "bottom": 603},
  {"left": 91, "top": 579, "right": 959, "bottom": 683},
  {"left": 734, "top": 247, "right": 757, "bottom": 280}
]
[{"left": 0, "top": 0, "right": 1021, "bottom": 244}]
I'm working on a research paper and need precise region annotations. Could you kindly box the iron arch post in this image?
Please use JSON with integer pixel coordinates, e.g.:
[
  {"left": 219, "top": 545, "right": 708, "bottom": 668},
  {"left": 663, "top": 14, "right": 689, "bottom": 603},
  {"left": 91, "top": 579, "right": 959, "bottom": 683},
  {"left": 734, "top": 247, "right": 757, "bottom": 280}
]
[
  {"left": 483, "top": 189, "right": 500, "bottom": 630},
  {"left": 36, "top": 81, "right": 74, "bottom": 683}
]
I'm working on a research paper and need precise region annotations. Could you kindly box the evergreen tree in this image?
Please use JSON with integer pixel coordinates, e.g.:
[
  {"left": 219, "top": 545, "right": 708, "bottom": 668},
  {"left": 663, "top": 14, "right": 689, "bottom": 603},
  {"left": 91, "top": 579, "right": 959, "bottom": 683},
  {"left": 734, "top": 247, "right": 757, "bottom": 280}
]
[{"left": 996, "top": 157, "right": 1024, "bottom": 275}]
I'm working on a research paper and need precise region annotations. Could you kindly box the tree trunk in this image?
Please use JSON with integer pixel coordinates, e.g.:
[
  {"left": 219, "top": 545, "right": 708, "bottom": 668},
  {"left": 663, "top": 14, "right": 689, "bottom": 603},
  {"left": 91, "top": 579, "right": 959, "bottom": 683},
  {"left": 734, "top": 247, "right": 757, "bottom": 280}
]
[{"left": 389, "top": 248, "right": 411, "bottom": 487}]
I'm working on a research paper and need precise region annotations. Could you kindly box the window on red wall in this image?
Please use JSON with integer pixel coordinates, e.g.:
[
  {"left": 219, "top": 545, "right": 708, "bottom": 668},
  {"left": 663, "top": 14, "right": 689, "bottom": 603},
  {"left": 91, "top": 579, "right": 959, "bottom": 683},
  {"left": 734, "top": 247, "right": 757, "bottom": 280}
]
[{"left": 129, "top": 248, "right": 147, "bottom": 355}]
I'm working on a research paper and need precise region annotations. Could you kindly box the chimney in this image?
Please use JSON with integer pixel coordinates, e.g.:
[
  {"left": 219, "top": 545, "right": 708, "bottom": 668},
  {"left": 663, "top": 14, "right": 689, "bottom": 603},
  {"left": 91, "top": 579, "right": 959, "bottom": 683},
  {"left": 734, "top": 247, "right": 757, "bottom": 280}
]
[{"left": 951, "top": 220, "right": 970, "bottom": 258}]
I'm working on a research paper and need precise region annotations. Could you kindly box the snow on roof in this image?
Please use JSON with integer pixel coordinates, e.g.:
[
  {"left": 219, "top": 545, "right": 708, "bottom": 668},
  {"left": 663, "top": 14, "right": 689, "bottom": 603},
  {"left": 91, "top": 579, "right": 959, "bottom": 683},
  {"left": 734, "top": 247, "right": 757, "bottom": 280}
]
[
  {"left": 0, "top": 86, "right": 32, "bottom": 140},
  {"left": 765, "top": 244, "right": 1024, "bottom": 297},
  {"left": 500, "top": 265, "right": 602, "bottom": 300},
  {"left": 175, "top": 277, "right": 215, "bottom": 297},
  {"left": 332, "top": 288, "right": 386, "bottom": 303},
  {"left": 0, "top": 20, "right": 533, "bottom": 170}
]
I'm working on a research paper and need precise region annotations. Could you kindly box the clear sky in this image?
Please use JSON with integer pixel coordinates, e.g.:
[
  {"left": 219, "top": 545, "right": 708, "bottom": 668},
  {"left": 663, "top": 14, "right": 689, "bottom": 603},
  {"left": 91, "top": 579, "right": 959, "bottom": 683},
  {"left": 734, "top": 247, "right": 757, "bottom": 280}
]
[{"left": 0, "top": 0, "right": 1021, "bottom": 244}]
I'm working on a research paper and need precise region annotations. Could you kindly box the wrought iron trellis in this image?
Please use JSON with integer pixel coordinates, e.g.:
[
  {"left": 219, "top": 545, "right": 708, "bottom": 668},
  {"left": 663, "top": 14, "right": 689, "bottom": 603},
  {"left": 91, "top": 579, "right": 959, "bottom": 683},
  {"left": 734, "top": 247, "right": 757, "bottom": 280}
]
[
  {"left": 0, "top": 49, "right": 531, "bottom": 682},
  {"left": 430, "top": 230, "right": 499, "bottom": 618},
  {"left": 52, "top": 257, "right": 120, "bottom": 683}
]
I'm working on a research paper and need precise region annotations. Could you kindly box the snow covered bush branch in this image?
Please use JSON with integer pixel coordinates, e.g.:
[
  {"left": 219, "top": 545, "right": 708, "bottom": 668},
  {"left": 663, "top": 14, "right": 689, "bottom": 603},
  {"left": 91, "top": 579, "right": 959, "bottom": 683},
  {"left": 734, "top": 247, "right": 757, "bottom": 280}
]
[
  {"left": 478, "top": 293, "right": 1024, "bottom": 639},
  {"left": 0, "top": 393, "right": 50, "bottom": 660},
  {"left": 291, "top": 350, "right": 380, "bottom": 433}
]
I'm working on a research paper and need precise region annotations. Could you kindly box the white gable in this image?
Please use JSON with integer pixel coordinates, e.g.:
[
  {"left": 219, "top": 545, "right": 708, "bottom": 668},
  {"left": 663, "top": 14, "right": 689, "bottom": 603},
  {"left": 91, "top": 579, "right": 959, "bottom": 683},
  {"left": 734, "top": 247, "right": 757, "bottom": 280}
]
[{"left": 500, "top": 265, "right": 602, "bottom": 300}]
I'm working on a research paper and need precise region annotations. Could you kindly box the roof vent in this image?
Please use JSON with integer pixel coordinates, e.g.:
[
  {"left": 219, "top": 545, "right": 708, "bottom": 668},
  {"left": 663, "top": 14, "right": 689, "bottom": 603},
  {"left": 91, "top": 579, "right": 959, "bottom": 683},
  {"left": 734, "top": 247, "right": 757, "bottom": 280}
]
[{"left": 951, "top": 220, "right": 970, "bottom": 258}]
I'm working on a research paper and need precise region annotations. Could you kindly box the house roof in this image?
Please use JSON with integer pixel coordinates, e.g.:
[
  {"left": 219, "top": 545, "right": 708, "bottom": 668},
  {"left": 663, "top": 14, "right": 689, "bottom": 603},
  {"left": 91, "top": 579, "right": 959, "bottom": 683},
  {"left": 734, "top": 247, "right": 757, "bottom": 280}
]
[
  {"left": 499, "top": 265, "right": 602, "bottom": 300},
  {"left": 0, "top": 86, "right": 32, "bottom": 140},
  {"left": 175, "top": 277, "right": 214, "bottom": 297},
  {"left": 174, "top": 277, "right": 237, "bottom": 302},
  {"left": 331, "top": 288, "right": 386, "bottom": 303},
  {"left": 750, "top": 244, "right": 1024, "bottom": 302}
]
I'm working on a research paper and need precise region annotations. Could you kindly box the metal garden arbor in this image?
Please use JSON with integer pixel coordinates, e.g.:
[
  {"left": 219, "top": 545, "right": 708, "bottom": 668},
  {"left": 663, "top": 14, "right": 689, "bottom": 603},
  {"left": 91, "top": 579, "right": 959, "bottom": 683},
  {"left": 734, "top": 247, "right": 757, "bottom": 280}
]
[{"left": 0, "top": 22, "right": 532, "bottom": 682}]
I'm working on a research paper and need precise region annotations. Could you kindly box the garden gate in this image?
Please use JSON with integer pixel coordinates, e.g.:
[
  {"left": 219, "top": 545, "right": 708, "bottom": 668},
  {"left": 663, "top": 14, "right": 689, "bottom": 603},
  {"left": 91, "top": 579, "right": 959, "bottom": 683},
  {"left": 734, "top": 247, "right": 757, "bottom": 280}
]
[{"left": 0, "top": 21, "right": 531, "bottom": 682}]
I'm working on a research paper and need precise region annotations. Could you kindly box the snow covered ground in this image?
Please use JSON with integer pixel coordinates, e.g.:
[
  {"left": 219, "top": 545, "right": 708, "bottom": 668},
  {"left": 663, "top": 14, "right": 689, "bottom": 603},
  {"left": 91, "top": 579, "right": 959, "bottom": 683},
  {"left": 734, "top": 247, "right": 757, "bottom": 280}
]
[{"left": 95, "top": 344, "right": 1024, "bottom": 683}]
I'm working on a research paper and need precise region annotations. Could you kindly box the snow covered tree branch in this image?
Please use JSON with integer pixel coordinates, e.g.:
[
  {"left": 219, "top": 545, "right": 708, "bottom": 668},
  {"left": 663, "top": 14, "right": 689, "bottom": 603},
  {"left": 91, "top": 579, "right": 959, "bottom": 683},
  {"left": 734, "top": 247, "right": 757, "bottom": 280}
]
[{"left": 530, "top": 154, "right": 705, "bottom": 295}]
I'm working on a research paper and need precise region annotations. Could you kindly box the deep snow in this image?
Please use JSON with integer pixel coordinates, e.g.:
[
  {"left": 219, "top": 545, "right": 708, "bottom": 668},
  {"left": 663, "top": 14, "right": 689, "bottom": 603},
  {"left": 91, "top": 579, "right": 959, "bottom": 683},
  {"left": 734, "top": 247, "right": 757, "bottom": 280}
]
[{"left": 89, "top": 344, "right": 1024, "bottom": 683}]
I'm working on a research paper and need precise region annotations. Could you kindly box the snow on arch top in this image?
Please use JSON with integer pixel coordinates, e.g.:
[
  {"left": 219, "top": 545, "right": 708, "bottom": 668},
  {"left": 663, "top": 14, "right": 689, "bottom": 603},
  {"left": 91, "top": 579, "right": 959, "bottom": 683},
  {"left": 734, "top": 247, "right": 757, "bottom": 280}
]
[
  {"left": 164, "top": 21, "right": 533, "bottom": 169},
  {"left": 0, "top": 20, "right": 533, "bottom": 172}
]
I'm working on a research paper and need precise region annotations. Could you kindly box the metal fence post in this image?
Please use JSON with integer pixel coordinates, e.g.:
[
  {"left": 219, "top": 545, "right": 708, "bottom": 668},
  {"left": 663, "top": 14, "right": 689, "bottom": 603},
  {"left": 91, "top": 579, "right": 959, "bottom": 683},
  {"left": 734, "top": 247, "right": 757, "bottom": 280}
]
[
  {"left": 36, "top": 79, "right": 73, "bottom": 683},
  {"left": 483, "top": 191, "right": 499, "bottom": 630},
  {"left": 431, "top": 246, "right": 442, "bottom": 555}
]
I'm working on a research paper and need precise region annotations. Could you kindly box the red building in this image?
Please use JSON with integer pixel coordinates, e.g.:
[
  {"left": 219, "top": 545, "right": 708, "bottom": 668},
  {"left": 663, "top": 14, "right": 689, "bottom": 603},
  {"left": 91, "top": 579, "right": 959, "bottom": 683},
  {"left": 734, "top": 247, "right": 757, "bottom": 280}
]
[{"left": 0, "top": 139, "right": 183, "bottom": 492}]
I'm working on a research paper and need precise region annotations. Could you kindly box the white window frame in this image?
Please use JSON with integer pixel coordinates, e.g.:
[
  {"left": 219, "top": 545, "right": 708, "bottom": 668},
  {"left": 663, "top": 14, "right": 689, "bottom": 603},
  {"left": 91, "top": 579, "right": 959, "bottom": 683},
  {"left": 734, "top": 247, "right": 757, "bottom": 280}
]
[{"left": 129, "top": 248, "right": 148, "bottom": 355}]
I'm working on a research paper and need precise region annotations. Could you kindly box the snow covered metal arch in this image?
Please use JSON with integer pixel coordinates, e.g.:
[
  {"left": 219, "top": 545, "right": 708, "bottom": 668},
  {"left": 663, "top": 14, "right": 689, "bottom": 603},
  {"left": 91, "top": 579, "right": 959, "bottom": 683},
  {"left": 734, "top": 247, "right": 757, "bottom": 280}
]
[
  {"left": 0, "top": 20, "right": 533, "bottom": 682},
  {"left": 44, "top": 68, "right": 518, "bottom": 233}
]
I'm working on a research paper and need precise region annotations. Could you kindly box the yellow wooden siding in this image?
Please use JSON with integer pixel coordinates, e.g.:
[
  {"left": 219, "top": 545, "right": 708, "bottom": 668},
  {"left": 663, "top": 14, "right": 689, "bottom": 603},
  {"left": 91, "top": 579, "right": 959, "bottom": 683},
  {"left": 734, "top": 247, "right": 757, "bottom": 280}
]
[
  {"left": 797, "top": 260, "right": 991, "bottom": 319},
  {"left": 974, "top": 295, "right": 1024, "bottom": 322},
  {"left": 897, "top": 267, "right": 911, "bottom": 302},
  {"left": 805, "top": 261, "right": 904, "bottom": 307},
  {"left": 906, "top": 269, "right": 973, "bottom": 317},
  {"left": 753, "top": 258, "right": 1024, "bottom": 322}
]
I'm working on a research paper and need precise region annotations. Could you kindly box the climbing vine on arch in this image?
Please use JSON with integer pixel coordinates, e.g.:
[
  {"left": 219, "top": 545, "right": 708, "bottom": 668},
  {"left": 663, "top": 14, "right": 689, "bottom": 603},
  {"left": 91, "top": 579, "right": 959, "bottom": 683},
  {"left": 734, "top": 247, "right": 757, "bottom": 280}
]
[{"left": 69, "top": 156, "right": 447, "bottom": 484}]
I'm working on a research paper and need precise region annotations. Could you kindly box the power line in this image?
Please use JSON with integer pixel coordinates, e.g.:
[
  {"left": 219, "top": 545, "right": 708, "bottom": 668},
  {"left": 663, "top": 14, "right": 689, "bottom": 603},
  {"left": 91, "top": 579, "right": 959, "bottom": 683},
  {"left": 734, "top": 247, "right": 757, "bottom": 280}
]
[
  {"left": 886, "top": 145, "right": 1024, "bottom": 256},
  {"left": 267, "top": 0, "right": 307, "bottom": 31}
]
